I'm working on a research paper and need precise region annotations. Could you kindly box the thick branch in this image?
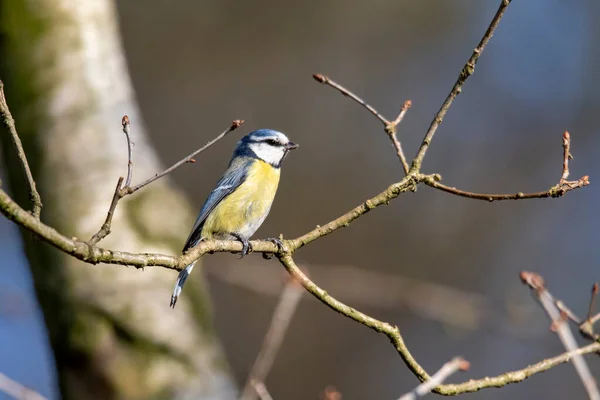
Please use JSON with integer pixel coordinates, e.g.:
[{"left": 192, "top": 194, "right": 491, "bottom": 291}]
[
  {"left": 0, "top": 80, "right": 42, "bottom": 218},
  {"left": 411, "top": 0, "right": 513, "bottom": 171}
]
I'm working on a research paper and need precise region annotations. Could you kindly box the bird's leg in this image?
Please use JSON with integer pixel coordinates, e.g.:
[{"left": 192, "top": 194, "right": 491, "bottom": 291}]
[{"left": 231, "top": 233, "right": 252, "bottom": 257}]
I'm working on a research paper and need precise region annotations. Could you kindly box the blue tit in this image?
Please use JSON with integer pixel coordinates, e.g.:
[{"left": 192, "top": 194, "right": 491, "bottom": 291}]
[{"left": 170, "top": 129, "right": 299, "bottom": 308}]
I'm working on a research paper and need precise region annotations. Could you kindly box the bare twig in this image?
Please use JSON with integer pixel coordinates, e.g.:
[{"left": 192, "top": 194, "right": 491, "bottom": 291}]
[
  {"left": 88, "top": 177, "right": 125, "bottom": 245},
  {"left": 588, "top": 283, "right": 599, "bottom": 321},
  {"left": 561, "top": 130, "right": 572, "bottom": 182},
  {"left": 411, "top": 0, "right": 513, "bottom": 171},
  {"left": 0, "top": 372, "right": 47, "bottom": 400},
  {"left": 313, "top": 74, "right": 389, "bottom": 125},
  {"left": 419, "top": 129, "right": 590, "bottom": 200},
  {"left": 241, "top": 277, "right": 304, "bottom": 400},
  {"left": 122, "top": 115, "right": 134, "bottom": 187},
  {"left": 125, "top": 119, "right": 244, "bottom": 195},
  {"left": 313, "top": 74, "right": 412, "bottom": 174},
  {"left": 385, "top": 100, "right": 412, "bottom": 174},
  {"left": 250, "top": 380, "right": 274, "bottom": 400},
  {"left": 87, "top": 118, "right": 244, "bottom": 245},
  {"left": 421, "top": 174, "right": 590, "bottom": 202},
  {"left": 577, "top": 284, "right": 600, "bottom": 342},
  {"left": 399, "top": 357, "right": 470, "bottom": 400},
  {"left": 521, "top": 271, "right": 600, "bottom": 400},
  {"left": 0, "top": 80, "right": 43, "bottom": 218}
]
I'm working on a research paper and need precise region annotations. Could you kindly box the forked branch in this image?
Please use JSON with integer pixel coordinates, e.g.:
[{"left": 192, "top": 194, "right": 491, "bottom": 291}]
[
  {"left": 0, "top": 80, "right": 42, "bottom": 218},
  {"left": 87, "top": 117, "right": 244, "bottom": 245}
]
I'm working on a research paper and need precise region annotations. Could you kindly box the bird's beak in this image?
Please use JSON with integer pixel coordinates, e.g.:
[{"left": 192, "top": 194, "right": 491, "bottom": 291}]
[{"left": 285, "top": 142, "right": 299, "bottom": 151}]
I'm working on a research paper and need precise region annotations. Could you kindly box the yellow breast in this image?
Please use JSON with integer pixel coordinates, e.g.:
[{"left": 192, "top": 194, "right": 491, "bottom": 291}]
[{"left": 202, "top": 160, "right": 280, "bottom": 239}]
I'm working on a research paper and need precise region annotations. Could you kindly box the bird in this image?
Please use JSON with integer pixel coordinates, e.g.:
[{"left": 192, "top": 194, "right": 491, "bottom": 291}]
[{"left": 170, "top": 129, "right": 299, "bottom": 308}]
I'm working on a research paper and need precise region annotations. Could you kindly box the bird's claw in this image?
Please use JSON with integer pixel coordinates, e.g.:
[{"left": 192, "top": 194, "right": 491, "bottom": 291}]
[
  {"left": 267, "top": 237, "right": 285, "bottom": 251},
  {"left": 230, "top": 233, "right": 252, "bottom": 258},
  {"left": 262, "top": 237, "right": 285, "bottom": 260},
  {"left": 240, "top": 240, "right": 252, "bottom": 258}
]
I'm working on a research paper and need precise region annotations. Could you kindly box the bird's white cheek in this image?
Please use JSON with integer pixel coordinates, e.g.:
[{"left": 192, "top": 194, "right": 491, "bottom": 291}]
[{"left": 250, "top": 143, "right": 285, "bottom": 165}]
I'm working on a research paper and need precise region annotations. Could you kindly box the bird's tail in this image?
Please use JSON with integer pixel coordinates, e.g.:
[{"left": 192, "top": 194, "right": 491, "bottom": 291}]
[{"left": 170, "top": 262, "right": 196, "bottom": 308}]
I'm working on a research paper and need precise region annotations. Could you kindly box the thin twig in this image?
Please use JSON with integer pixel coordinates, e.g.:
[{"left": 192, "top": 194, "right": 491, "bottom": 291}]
[
  {"left": 560, "top": 130, "right": 571, "bottom": 183},
  {"left": 88, "top": 177, "right": 124, "bottom": 245},
  {"left": 0, "top": 372, "right": 47, "bottom": 400},
  {"left": 87, "top": 118, "right": 244, "bottom": 245},
  {"left": 122, "top": 115, "right": 134, "bottom": 187},
  {"left": 521, "top": 271, "right": 600, "bottom": 400},
  {"left": 313, "top": 74, "right": 390, "bottom": 125},
  {"left": 411, "top": 0, "right": 513, "bottom": 172},
  {"left": 125, "top": 119, "right": 244, "bottom": 195},
  {"left": 420, "top": 130, "right": 590, "bottom": 201},
  {"left": 422, "top": 175, "right": 589, "bottom": 202},
  {"left": 250, "top": 380, "right": 274, "bottom": 400},
  {"left": 385, "top": 100, "right": 412, "bottom": 174},
  {"left": 0, "top": 80, "right": 43, "bottom": 218},
  {"left": 313, "top": 74, "right": 412, "bottom": 174},
  {"left": 577, "top": 284, "right": 599, "bottom": 342},
  {"left": 241, "top": 277, "right": 304, "bottom": 400},
  {"left": 588, "top": 283, "right": 599, "bottom": 321},
  {"left": 398, "top": 357, "right": 470, "bottom": 400},
  {"left": 421, "top": 176, "right": 590, "bottom": 202}
]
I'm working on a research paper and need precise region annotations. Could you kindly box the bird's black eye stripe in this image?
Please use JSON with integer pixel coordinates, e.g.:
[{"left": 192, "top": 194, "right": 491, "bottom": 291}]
[{"left": 266, "top": 139, "right": 279, "bottom": 146}]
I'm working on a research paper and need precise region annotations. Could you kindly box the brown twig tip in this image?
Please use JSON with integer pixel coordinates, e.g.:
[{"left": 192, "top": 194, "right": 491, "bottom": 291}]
[
  {"left": 520, "top": 271, "right": 545, "bottom": 291},
  {"left": 313, "top": 73, "right": 327, "bottom": 83},
  {"left": 587, "top": 283, "right": 599, "bottom": 321},
  {"left": 457, "top": 358, "right": 471, "bottom": 371},
  {"left": 231, "top": 119, "right": 244, "bottom": 129},
  {"left": 122, "top": 115, "right": 130, "bottom": 126},
  {"left": 403, "top": 100, "right": 412, "bottom": 110}
]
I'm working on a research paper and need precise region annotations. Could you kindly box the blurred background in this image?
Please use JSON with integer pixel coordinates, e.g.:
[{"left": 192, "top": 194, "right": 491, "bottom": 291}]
[{"left": 1, "top": 0, "right": 599, "bottom": 399}]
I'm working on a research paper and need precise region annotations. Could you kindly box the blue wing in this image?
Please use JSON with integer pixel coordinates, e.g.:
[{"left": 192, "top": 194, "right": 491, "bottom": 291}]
[{"left": 182, "top": 157, "right": 252, "bottom": 252}]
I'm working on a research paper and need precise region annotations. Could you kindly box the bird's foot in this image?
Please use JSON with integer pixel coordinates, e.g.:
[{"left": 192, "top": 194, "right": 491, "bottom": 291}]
[
  {"left": 231, "top": 233, "right": 252, "bottom": 258},
  {"left": 263, "top": 237, "right": 285, "bottom": 259}
]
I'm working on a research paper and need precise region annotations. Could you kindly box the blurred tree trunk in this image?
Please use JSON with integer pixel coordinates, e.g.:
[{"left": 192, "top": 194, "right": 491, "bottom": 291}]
[{"left": 0, "top": 1, "right": 236, "bottom": 399}]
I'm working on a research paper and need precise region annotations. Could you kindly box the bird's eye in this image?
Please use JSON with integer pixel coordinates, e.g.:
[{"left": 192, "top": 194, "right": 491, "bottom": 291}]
[{"left": 266, "top": 139, "right": 279, "bottom": 146}]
